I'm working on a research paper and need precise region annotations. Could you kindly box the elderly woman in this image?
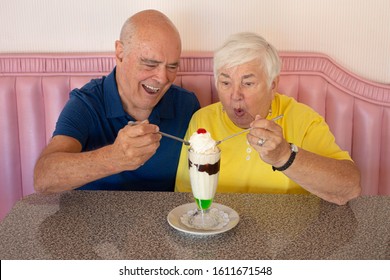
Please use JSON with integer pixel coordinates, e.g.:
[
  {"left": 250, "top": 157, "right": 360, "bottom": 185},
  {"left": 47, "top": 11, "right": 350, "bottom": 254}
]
[{"left": 175, "top": 32, "right": 361, "bottom": 205}]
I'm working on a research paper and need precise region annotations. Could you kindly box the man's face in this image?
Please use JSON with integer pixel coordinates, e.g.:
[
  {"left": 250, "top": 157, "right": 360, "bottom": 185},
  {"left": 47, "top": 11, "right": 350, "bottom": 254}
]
[{"left": 115, "top": 30, "right": 181, "bottom": 118}]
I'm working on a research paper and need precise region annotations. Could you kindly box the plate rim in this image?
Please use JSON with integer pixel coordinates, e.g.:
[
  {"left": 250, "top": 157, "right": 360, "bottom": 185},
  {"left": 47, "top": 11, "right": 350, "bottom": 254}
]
[{"left": 167, "top": 202, "right": 239, "bottom": 235}]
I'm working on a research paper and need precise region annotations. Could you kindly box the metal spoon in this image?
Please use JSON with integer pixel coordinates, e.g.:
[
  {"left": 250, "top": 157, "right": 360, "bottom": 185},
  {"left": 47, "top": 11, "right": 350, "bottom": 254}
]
[
  {"left": 128, "top": 120, "right": 191, "bottom": 145},
  {"left": 159, "top": 131, "right": 190, "bottom": 146},
  {"left": 128, "top": 114, "right": 283, "bottom": 146},
  {"left": 215, "top": 114, "right": 284, "bottom": 145}
]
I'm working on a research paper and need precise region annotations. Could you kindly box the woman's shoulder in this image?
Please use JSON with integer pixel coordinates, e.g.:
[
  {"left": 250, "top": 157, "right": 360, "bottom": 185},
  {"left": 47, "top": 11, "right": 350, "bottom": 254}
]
[
  {"left": 193, "top": 102, "right": 222, "bottom": 116},
  {"left": 275, "top": 93, "right": 322, "bottom": 119}
]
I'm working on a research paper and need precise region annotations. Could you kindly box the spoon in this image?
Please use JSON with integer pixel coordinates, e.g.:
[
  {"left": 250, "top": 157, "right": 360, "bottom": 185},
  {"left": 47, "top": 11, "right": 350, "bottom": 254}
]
[
  {"left": 215, "top": 114, "right": 284, "bottom": 145},
  {"left": 128, "top": 114, "right": 283, "bottom": 146},
  {"left": 128, "top": 120, "right": 191, "bottom": 145},
  {"left": 159, "top": 131, "right": 191, "bottom": 146}
]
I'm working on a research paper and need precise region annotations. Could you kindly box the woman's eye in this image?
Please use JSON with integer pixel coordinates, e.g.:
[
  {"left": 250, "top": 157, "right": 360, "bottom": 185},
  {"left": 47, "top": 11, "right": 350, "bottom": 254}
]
[
  {"left": 219, "top": 80, "right": 229, "bottom": 85},
  {"left": 243, "top": 82, "right": 254, "bottom": 87},
  {"left": 219, "top": 80, "right": 229, "bottom": 86}
]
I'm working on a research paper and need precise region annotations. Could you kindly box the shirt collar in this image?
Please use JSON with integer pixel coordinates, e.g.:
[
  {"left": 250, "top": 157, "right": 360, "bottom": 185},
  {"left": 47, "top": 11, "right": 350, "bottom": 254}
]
[{"left": 104, "top": 68, "right": 125, "bottom": 118}]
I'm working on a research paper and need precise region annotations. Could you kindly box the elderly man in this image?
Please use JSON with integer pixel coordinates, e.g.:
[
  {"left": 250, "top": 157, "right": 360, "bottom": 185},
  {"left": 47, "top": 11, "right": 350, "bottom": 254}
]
[{"left": 34, "top": 10, "right": 200, "bottom": 193}]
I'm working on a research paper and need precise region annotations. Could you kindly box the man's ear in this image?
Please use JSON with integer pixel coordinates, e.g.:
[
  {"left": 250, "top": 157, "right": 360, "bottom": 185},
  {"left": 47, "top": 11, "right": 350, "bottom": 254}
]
[{"left": 115, "top": 40, "right": 124, "bottom": 63}]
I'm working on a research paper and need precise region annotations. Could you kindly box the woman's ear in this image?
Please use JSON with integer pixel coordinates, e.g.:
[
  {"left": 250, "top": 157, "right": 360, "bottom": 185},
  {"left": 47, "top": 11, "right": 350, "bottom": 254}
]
[{"left": 272, "top": 76, "right": 280, "bottom": 91}]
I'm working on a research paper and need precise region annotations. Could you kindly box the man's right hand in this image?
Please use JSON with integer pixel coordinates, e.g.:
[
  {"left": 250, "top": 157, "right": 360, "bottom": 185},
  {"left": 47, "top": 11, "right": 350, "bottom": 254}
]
[{"left": 110, "top": 121, "right": 162, "bottom": 171}]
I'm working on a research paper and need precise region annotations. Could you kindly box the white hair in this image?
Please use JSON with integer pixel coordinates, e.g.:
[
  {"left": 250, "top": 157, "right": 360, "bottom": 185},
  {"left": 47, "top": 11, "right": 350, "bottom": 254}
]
[{"left": 213, "top": 32, "right": 281, "bottom": 88}]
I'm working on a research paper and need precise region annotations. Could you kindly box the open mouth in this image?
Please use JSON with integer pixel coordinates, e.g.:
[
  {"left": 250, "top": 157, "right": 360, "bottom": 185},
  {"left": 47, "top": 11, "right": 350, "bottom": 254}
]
[
  {"left": 234, "top": 108, "right": 246, "bottom": 117},
  {"left": 142, "top": 84, "right": 160, "bottom": 94}
]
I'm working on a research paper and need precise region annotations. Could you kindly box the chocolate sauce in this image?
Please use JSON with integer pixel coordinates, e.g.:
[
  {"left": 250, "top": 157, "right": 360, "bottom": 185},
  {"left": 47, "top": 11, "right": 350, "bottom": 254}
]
[{"left": 188, "top": 159, "right": 220, "bottom": 176}]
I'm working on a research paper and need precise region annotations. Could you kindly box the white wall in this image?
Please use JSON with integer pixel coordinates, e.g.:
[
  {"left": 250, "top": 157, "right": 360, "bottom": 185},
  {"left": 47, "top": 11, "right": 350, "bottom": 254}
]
[{"left": 1, "top": 0, "right": 389, "bottom": 83}]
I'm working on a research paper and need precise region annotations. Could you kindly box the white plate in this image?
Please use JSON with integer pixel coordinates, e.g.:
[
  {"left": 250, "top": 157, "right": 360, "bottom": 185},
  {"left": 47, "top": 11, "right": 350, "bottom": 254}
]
[{"left": 167, "top": 202, "right": 239, "bottom": 235}]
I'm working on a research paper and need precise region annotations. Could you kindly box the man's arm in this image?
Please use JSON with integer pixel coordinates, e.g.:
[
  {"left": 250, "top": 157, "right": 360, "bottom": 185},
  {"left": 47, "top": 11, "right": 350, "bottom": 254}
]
[{"left": 34, "top": 123, "right": 161, "bottom": 193}]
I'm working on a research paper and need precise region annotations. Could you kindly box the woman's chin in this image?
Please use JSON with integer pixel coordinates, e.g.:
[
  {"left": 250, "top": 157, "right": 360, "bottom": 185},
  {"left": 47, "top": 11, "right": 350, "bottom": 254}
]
[{"left": 232, "top": 119, "right": 250, "bottom": 129}]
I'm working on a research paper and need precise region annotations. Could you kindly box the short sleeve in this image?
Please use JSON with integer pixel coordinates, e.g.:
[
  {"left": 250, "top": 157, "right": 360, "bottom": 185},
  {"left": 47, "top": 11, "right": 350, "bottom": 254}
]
[{"left": 53, "top": 94, "right": 94, "bottom": 148}]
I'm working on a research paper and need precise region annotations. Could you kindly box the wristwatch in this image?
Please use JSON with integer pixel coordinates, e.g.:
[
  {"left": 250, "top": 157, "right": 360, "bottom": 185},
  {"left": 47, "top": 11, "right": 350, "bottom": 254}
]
[{"left": 272, "top": 143, "right": 298, "bottom": 171}]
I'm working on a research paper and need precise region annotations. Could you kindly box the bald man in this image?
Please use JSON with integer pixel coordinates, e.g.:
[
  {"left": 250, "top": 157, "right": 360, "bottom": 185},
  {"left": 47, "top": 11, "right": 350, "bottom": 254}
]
[{"left": 34, "top": 10, "right": 200, "bottom": 193}]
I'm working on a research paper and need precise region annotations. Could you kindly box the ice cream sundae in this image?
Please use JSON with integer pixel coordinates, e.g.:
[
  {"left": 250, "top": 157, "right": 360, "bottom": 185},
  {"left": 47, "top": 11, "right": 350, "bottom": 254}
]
[{"left": 188, "top": 128, "right": 220, "bottom": 210}]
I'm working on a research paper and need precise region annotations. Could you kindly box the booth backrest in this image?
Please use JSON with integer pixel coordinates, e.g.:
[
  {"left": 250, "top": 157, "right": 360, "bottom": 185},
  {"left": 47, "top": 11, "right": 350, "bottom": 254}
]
[{"left": 1, "top": 52, "right": 389, "bottom": 220}]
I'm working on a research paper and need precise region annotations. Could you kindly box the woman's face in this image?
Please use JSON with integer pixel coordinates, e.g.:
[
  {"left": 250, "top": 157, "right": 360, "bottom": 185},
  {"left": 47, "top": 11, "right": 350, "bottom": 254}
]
[{"left": 216, "top": 59, "right": 275, "bottom": 128}]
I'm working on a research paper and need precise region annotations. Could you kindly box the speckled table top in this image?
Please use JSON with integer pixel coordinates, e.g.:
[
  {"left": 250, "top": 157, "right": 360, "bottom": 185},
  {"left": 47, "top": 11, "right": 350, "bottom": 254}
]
[{"left": 0, "top": 191, "right": 389, "bottom": 259}]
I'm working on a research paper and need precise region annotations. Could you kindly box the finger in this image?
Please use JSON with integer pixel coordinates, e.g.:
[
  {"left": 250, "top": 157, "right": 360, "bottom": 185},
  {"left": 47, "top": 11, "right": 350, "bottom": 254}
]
[
  {"left": 126, "top": 132, "right": 162, "bottom": 149},
  {"left": 252, "top": 119, "right": 281, "bottom": 133},
  {"left": 248, "top": 135, "right": 271, "bottom": 151},
  {"left": 248, "top": 126, "right": 273, "bottom": 142},
  {"left": 125, "top": 121, "right": 160, "bottom": 137},
  {"left": 121, "top": 137, "right": 160, "bottom": 167},
  {"left": 128, "top": 119, "right": 148, "bottom": 126},
  {"left": 128, "top": 142, "right": 160, "bottom": 160},
  {"left": 126, "top": 148, "right": 158, "bottom": 170}
]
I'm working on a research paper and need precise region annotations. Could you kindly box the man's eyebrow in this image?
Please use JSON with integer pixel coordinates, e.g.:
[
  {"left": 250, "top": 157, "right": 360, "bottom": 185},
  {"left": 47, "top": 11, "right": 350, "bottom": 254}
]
[
  {"left": 140, "top": 57, "right": 179, "bottom": 67},
  {"left": 140, "top": 57, "right": 161, "bottom": 64}
]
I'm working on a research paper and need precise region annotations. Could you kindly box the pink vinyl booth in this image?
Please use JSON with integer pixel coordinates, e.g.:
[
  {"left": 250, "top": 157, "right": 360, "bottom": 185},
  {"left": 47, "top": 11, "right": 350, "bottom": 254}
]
[{"left": 1, "top": 52, "right": 390, "bottom": 220}]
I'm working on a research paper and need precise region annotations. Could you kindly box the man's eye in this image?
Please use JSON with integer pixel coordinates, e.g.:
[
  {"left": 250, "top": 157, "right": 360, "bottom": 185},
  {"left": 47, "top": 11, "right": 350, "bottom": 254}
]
[{"left": 167, "top": 65, "right": 178, "bottom": 72}]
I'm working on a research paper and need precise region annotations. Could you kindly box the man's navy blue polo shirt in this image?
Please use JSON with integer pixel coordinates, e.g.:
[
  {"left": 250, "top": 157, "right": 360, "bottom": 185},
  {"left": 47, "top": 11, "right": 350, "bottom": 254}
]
[{"left": 53, "top": 68, "right": 200, "bottom": 191}]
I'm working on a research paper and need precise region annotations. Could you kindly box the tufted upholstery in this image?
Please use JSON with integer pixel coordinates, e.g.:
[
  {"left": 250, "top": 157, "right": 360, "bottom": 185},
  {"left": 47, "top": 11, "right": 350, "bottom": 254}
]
[{"left": 1, "top": 52, "right": 389, "bottom": 220}]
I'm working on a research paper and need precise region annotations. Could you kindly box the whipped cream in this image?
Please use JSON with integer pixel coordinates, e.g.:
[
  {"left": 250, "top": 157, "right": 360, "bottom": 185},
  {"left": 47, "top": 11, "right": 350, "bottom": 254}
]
[{"left": 189, "top": 128, "right": 218, "bottom": 154}]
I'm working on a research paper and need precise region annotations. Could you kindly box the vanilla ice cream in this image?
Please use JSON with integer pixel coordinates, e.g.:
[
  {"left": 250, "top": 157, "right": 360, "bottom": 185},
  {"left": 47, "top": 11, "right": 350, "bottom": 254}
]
[{"left": 189, "top": 128, "right": 219, "bottom": 154}]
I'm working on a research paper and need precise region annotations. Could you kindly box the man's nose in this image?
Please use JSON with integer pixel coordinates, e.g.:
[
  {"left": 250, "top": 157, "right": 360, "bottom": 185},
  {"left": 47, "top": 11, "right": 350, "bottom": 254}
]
[{"left": 154, "top": 66, "right": 171, "bottom": 84}]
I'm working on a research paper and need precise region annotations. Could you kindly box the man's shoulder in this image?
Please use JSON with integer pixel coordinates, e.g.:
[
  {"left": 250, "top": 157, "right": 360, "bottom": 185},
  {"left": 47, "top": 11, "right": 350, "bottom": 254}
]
[
  {"left": 167, "top": 84, "right": 200, "bottom": 105},
  {"left": 169, "top": 84, "right": 195, "bottom": 95},
  {"left": 72, "top": 76, "right": 105, "bottom": 95}
]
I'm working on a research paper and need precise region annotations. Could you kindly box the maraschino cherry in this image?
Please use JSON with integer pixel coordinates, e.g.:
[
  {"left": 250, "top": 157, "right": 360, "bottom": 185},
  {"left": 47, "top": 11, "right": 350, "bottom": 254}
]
[{"left": 197, "top": 128, "right": 207, "bottom": 134}]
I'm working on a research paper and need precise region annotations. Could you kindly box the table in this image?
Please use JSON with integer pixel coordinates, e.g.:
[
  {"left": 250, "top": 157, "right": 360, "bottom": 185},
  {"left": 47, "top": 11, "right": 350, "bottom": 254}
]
[{"left": 0, "top": 191, "right": 389, "bottom": 259}]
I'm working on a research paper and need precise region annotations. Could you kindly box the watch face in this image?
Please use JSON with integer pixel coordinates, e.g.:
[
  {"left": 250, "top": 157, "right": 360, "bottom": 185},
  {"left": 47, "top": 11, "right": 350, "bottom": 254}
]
[{"left": 290, "top": 143, "right": 298, "bottom": 153}]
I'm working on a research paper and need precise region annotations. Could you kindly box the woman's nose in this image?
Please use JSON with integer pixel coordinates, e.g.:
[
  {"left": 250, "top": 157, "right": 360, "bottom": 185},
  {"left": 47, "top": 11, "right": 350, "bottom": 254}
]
[{"left": 231, "top": 84, "right": 244, "bottom": 100}]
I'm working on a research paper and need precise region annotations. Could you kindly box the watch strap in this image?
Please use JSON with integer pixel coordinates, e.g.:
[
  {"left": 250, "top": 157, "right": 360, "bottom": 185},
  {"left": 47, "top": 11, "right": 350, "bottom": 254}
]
[{"left": 272, "top": 143, "right": 297, "bottom": 171}]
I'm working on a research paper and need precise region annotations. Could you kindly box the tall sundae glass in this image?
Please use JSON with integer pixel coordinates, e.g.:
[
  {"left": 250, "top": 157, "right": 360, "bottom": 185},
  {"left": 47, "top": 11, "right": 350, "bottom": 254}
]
[{"left": 187, "top": 128, "right": 221, "bottom": 229}]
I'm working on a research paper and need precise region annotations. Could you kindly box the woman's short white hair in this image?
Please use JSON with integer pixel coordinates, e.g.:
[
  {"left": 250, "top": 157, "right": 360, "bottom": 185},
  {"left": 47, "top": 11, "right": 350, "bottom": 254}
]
[{"left": 213, "top": 32, "right": 281, "bottom": 88}]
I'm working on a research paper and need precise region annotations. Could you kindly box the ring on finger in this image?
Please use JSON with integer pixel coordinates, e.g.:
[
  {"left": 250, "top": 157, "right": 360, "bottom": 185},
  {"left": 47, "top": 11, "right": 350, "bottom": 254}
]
[{"left": 257, "top": 138, "right": 266, "bottom": 146}]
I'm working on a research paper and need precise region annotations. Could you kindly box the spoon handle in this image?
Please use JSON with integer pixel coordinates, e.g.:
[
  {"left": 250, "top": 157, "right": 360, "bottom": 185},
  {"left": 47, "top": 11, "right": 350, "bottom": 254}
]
[
  {"left": 159, "top": 131, "right": 190, "bottom": 145},
  {"left": 215, "top": 128, "right": 251, "bottom": 145},
  {"left": 128, "top": 121, "right": 190, "bottom": 145},
  {"left": 216, "top": 114, "right": 284, "bottom": 145}
]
